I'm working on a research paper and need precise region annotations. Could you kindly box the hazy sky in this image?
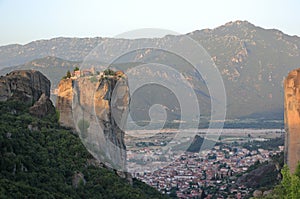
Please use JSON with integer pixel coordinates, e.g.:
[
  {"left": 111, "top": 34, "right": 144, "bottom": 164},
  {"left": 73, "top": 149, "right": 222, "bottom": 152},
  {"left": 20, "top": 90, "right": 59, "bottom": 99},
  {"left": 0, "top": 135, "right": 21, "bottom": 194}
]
[{"left": 0, "top": 0, "right": 299, "bottom": 46}]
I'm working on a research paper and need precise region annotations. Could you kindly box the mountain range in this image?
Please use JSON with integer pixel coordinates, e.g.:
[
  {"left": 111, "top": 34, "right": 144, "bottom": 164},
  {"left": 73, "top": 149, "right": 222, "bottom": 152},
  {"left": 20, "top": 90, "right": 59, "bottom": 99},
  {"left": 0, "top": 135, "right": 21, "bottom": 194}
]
[{"left": 1, "top": 20, "right": 300, "bottom": 120}]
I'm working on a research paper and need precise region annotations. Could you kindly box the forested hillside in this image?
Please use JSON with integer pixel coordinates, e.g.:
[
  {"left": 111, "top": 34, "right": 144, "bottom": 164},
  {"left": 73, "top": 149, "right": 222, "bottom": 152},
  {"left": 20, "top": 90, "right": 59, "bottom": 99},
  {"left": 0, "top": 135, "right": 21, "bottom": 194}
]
[{"left": 0, "top": 100, "right": 167, "bottom": 199}]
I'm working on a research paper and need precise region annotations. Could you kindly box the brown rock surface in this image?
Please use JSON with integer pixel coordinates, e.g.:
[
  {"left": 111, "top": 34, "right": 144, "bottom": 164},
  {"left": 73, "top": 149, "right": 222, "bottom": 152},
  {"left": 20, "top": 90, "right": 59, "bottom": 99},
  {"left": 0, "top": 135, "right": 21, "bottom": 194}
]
[
  {"left": 93, "top": 76, "right": 129, "bottom": 171},
  {"left": 56, "top": 74, "right": 129, "bottom": 173},
  {"left": 253, "top": 190, "right": 263, "bottom": 198},
  {"left": 0, "top": 70, "right": 50, "bottom": 103},
  {"left": 29, "top": 93, "right": 55, "bottom": 117},
  {"left": 56, "top": 78, "right": 75, "bottom": 128},
  {"left": 0, "top": 70, "right": 55, "bottom": 118},
  {"left": 284, "top": 68, "right": 300, "bottom": 173},
  {"left": 236, "top": 163, "right": 278, "bottom": 187}
]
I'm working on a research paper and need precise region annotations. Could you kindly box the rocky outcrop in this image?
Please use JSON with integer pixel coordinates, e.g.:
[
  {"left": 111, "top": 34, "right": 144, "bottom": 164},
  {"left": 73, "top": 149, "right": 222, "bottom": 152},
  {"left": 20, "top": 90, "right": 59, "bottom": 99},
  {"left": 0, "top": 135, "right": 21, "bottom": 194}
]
[
  {"left": 0, "top": 70, "right": 55, "bottom": 117},
  {"left": 0, "top": 70, "right": 50, "bottom": 103},
  {"left": 56, "top": 78, "right": 74, "bottom": 128},
  {"left": 29, "top": 93, "right": 56, "bottom": 117},
  {"left": 252, "top": 189, "right": 273, "bottom": 197},
  {"left": 72, "top": 171, "right": 86, "bottom": 188},
  {"left": 93, "top": 76, "right": 129, "bottom": 171},
  {"left": 284, "top": 69, "right": 300, "bottom": 173},
  {"left": 236, "top": 163, "right": 279, "bottom": 188},
  {"left": 56, "top": 73, "right": 129, "bottom": 174},
  {"left": 252, "top": 190, "right": 263, "bottom": 198}
]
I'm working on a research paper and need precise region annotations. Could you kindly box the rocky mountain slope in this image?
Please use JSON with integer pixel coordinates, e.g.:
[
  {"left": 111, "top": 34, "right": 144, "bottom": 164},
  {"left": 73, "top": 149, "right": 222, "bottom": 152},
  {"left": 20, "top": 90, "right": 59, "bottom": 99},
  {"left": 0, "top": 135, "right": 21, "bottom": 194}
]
[{"left": 1, "top": 20, "right": 300, "bottom": 119}]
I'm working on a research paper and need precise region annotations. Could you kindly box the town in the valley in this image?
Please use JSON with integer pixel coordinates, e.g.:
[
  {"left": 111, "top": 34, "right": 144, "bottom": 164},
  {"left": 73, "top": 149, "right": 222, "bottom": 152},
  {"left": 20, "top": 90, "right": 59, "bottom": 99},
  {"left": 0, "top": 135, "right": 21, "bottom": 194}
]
[{"left": 126, "top": 129, "right": 284, "bottom": 198}]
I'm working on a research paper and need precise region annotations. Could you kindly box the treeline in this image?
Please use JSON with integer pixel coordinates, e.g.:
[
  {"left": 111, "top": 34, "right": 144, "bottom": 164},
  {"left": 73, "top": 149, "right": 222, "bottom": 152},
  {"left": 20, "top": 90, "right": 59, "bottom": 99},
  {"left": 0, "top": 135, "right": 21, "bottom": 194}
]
[{"left": 242, "top": 136, "right": 284, "bottom": 151}]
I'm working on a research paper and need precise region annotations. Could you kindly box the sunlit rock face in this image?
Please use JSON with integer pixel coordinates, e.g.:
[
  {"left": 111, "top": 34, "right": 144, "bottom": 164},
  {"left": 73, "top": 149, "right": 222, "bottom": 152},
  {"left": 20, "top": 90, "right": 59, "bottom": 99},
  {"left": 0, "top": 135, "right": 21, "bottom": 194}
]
[
  {"left": 56, "top": 78, "right": 75, "bottom": 128},
  {"left": 284, "top": 68, "right": 300, "bottom": 173},
  {"left": 56, "top": 73, "right": 129, "bottom": 172}
]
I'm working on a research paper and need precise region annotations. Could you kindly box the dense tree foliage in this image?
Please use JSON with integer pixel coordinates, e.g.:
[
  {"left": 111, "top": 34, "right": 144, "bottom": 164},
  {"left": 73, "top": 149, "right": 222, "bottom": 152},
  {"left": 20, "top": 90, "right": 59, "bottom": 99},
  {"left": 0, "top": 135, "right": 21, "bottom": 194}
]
[
  {"left": 66, "top": 70, "right": 71, "bottom": 78},
  {"left": 257, "top": 163, "right": 300, "bottom": 199},
  {"left": 103, "top": 69, "right": 116, "bottom": 76},
  {"left": 0, "top": 101, "right": 167, "bottom": 198},
  {"left": 273, "top": 164, "right": 300, "bottom": 199}
]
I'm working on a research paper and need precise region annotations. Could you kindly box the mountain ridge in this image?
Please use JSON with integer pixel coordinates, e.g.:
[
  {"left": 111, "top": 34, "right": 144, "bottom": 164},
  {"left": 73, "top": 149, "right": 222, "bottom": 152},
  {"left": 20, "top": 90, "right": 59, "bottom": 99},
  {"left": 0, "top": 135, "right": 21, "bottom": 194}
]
[
  {"left": 1, "top": 20, "right": 299, "bottom": 68},
  {"left": 1, "top": 20, "right": 300, "bottom": 119},
  {"left": 2, "top": 20, "right": 299, "bottom": 48}
]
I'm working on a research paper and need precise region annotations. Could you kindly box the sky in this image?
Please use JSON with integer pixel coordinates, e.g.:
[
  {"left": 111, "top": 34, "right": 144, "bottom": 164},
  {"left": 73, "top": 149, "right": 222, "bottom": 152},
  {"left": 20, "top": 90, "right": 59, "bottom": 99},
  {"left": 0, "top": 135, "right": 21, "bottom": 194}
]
[{"left": 0, "top": 0, "right": 299, "bottom": 46}]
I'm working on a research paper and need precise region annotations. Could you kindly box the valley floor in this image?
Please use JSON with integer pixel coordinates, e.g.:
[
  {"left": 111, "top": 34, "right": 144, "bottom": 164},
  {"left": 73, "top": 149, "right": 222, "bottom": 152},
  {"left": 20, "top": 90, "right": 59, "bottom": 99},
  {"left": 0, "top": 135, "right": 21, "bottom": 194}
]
[{"left": 125, "top": 129, "right": 284, "bottom": 198}]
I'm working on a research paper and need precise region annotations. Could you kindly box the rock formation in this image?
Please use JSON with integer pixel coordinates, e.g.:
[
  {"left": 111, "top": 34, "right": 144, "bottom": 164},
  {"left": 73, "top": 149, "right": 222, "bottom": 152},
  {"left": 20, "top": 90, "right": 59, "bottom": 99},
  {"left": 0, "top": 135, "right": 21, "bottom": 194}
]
[
  {"left": 0, "top": 70, "right": 55, "bottom": 117},
  {"left": 29, "top": 93, "right": 56, "bottom": 117},
  {"left": 56, "top": 73, "right": 129, "bottom": 173},
  {"left": 72, "top": 171, "right": 86, "bottom": 188},
  {"left": 93, "top": 75, "right": 129, "bottom": 171},
  {"left": 236, "top": 163, "right": 279, "bottom": 187},
  {"left": 56, "top": 78, "right": 75, "bottom": 128},
  {"left": 0, "top": 70, "right": 50, "bottom": 103},
  {"left": 284, "top": 68, "right": 300, "bottom": 173}
]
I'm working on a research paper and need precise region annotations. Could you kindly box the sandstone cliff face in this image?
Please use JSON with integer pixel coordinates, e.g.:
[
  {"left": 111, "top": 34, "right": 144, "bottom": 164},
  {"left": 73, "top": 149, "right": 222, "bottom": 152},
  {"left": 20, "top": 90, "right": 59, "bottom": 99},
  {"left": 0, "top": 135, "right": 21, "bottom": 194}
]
[
  {"left": 93, "top": 77, "right": 129, "bottom": 171},
  {"left": 56, "top": 74, "right": 129, "bottom": 172},
  {"left": 56, "top": 78, "right": 74, "bottom": 128},
  {"left": 284, "top": 69, "right": 300, "bottom": 173},
  {"left": 0, "top": 70, "right": 50, "bottom": 103}
]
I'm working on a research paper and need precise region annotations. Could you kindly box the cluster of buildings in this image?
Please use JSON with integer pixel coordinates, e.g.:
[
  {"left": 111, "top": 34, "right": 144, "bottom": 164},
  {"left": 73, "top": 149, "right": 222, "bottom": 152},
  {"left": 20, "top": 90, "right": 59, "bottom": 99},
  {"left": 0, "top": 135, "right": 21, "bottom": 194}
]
[
  {"left": 130, "top": 143, "right": 283, "bottom": 198},
  {"left": 71, "top": 67, "right": 96, "bottom": 78},
  {"left": 70, "top": 68, "right": 125, "bottom": 79}
]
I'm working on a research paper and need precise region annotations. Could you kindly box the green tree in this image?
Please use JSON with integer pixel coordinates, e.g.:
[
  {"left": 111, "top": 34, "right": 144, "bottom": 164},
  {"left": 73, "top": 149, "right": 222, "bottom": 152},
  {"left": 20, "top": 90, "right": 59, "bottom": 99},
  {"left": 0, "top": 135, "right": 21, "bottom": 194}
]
[
  {"left": 280, "top": 165, "right": 292, "bottom": 197},
  {"left": 66, "top": 70, "right": 71, "bottom": 78},
  {"left": 74, "top": 67, "right": 80, "bottom": 71},
  {"left": 294, "top": 161, "right": 300, "bottom": 178},
  {"left": 104, "top": 69, "right": 115, "bottom": 76},
  {"left": 291, "top": 175, "right": 300, "bottom": 199},
  {"left": 271, "top": 164, "right": 300, "bottom": 199}
]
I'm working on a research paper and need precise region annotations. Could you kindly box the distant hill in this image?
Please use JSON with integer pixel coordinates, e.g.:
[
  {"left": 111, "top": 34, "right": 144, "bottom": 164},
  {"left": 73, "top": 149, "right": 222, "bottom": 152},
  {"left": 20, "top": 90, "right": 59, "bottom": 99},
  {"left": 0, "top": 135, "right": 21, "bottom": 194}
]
[
  {"left": 1, "top": 20, "right": 299, "bottom": 119},
  {"left": 0, "top": 38, "right": 100, "bottom": 68},
  {"left": 0, "top": 56, "right": 80, "bottom": 91},
  {"left": 187, "top": 135, "right": 216, "bottom": 152}
]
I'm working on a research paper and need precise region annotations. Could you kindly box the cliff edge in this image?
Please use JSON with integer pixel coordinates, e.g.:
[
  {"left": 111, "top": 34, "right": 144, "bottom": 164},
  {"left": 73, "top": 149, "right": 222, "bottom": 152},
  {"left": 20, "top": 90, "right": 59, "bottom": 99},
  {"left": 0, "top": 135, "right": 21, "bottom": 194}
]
[{"left": 284, "top": 68, "right": 300, "bottom": 173}]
